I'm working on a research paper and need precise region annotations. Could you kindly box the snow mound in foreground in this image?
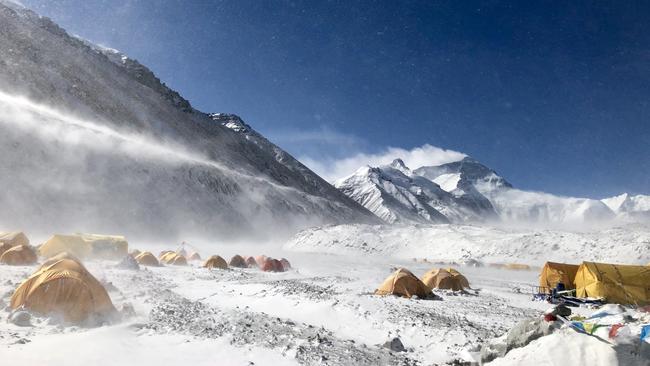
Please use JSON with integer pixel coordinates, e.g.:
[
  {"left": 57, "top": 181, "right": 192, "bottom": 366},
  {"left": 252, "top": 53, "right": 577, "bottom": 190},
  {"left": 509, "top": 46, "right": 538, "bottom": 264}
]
[{"left": 489, "top": 329, "right": 617, "bottom": 366}]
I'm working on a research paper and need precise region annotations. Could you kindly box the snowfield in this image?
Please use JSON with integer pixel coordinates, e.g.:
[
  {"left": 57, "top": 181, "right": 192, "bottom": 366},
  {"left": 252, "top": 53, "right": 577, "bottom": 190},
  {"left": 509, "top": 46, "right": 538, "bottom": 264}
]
[
  {"left": 0, "top": 249, "right": 552, "bottom": 365},
  {"left": 284, "top": 223, "right": 650, "bottom": 265}
]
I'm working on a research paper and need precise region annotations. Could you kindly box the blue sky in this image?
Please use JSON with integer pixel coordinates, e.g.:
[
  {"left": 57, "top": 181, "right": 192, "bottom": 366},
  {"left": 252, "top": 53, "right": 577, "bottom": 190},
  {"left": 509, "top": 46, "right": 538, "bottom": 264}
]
[{"left": 21, "top": 0, "right": 650, "bottom": 197}]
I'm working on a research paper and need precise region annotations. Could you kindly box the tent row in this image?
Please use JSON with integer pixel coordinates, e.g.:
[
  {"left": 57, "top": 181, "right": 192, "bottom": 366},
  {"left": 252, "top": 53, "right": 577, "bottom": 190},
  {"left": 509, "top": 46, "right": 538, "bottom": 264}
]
[
  {"left": 0, "top": 232, "right": 37, "bottom": 265},
  {"left": 375, "top": 267, "right": 471, "bottom": 298},
  {"left": 127, "top": 250, "right": 292, "bottom": 273},
  {"left": 0, "top": 232, "right": 129, "bottom": 266},
  {"left": 539, "top": 261, "right": 650, "bottom": 305}
]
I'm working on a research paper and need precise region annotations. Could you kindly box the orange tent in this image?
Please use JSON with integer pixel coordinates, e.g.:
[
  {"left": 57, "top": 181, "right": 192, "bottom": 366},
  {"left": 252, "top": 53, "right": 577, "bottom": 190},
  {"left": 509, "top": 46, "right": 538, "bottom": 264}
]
[
  {"left": 135, "top": 251, "right": 160, "bottom": 267},
  {"left": 245, "top": 256, "right": 258, "bottom": 268},
  {"left": 421, "top": 268, "right": 469, "bottom": 291},
  {"left": 0, "top": 232, "right": 29, "bottom": 248},
  {"left": 375, "top": 268, "right": 430, "bottom": 298},
  {"left": 229, "top": 255, "right": 247, "bottom": 268},
  {"left": 159, "top": 250, "right": 174, "bottom": 259},
  {"left": 203, "top": 255, "right": 228, "bottom": 270},
  {"left": 280, "top": 258, "right": 291, "bottom": 271},
  {"left": 160, "top": 252, "right": 187, "bottom": 266},
  {"left": 260, "top": 258, "right": 284, "bottom": 272},
  {"left": 187, "top": 252, "right": 201, "bottom": 261},
  {"left": 10, "top": 255, "right": 115, "bottom": 323},
  {"left": 0, "top": 245, "right": 37, "bottom": 265},
  {"left": 0, "top": 242, "right": 14, "bottom": 257},
  {"left": 539, "top": 262, "right": 579, "bottom": 292}
]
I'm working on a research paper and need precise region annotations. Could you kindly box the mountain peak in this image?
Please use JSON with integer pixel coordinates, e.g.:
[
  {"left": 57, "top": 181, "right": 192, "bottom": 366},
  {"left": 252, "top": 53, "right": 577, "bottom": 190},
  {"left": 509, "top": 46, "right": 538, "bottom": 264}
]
[{"left": 388, "top": 158, "right": 409, "bottom": 172}]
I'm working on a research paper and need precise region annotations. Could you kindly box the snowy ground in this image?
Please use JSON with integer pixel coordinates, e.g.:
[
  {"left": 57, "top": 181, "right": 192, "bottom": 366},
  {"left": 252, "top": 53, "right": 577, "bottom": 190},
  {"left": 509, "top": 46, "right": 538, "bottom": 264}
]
[
  {"left": 0, "top": 249, "right": 553, "bottom": 365},
  {"left": 285, "top": 223, "right": 650, "bottom": 265}
]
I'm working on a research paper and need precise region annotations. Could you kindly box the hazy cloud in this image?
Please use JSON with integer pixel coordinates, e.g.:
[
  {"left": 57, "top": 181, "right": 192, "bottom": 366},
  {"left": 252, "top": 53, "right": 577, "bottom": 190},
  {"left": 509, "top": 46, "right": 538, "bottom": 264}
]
[{"left": 300, "top": 144, "right": 467, "bottom": 182}]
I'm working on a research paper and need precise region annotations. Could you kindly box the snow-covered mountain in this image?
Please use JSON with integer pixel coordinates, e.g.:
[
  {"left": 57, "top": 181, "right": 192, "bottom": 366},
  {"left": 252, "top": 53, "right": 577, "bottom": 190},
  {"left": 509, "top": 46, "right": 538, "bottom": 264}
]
[
  {"left": 334, "top": 159, "right": 496, "bottom": 224},
  {"left": 602, "top": 193, "right": 650, "bottom": 219},
  {"left": 415, "top": 157, "right": 615, "bottom": 226},
  {"left": 337, "top": 155, "right": 621, "bottom": 226},
  {"left": 414, "top": 157, "right": 513, "bottom": 195},
  {"left": 0, "top": 1, "right": 378, "bottom": 242}
]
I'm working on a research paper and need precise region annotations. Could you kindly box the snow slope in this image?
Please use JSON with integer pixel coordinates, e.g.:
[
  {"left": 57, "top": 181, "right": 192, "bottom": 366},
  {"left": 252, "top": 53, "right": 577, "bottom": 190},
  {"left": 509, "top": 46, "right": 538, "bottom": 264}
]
[
  {"left": 284, "top": 223, "right": 650, "bottom": 265},
  {"left": 414, "top": 157, "right": 616, "bottom": 226},
  {"left": 0, "top": 2, "right": 377, "bottom": 241},
  {"left": 334, "top": 159, "right": 496, "bottom": 224},
  {"left": 602, "top": 193, "right": 650, "bottom": 220}
]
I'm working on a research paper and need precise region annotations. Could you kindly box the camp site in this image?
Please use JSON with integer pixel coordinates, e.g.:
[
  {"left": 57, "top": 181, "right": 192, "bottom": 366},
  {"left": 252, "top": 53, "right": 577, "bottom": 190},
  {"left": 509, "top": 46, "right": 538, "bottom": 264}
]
[
  {"left": 2, "top": 1, "right": 650, "bottom": 365},
  {"left": 0, "top": 230, "right": 649, "bottom": 365}
]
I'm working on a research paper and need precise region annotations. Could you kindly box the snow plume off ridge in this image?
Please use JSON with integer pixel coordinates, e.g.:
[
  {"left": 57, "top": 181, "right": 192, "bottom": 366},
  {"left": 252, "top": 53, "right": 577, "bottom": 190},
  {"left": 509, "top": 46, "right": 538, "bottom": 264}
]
[{"left": 0, "top": 90, "right": 355, "bottom": 243}]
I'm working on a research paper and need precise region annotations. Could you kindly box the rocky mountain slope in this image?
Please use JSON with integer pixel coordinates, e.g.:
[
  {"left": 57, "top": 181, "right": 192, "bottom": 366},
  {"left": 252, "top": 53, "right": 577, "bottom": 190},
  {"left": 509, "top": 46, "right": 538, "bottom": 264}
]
[{"left": 0, "top": 1, "right": 377, "bottom": 242}]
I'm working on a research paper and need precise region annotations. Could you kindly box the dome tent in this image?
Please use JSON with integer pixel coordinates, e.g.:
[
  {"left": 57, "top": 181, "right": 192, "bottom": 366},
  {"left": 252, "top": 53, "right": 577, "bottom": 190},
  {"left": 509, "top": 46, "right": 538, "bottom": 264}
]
[
  {"left": 575, "top": 262, "right": 650, "bottom": 305},
  {"left": 421, "top": 268, "right": 469, "bottom": 291},
  {"left": 229, "top": 255, "right": 247, "bottom": 268},
  {"left": 10, "top": 254, "right": 116, "bottom": 323},
  {"left": 40, "top": 234, "right": 90, "bottom": 259},
  {"left": 135, "top": 251, "right": 160, "bottom": 267},
  {"left": 539, "top": 262, "right": 579, "bottom": 293},
  {"left": 375, "top": 268, "right": 430, "bottom": 298},
  {"left": 245, "top": 256, "right": 258, "bottom": 268},
  {"left": 260, "top": 257, "right": 285, "bottom": 272},
  {"left": 0, "top": 245, "right": 37, "bottom": 265},
  {"left": 255, "top": 255, "right": 268, "bottom": 268},
  {"left": 280, "top": 258, "right": 291, "bottom": 271},
  {"left": 187, "top": 252, "right": 201, "bottom": 261},
  {"left": 0, "top": 232, "right": 29, "bottom": 248},
  {"left": 159, "top": 250, "right": 174, "bottom": 259},
  {"left": 160, "top": 252, "right": 187, "bottom": 266},
  {"left": 203, "top": 255, "right": 228, "bottom": 270},
  {"left": 0, "top": 242, "right": 14, "bottom": 257},
  {"left": 77, "top": 233, "right": 128, "bottom": 260}
]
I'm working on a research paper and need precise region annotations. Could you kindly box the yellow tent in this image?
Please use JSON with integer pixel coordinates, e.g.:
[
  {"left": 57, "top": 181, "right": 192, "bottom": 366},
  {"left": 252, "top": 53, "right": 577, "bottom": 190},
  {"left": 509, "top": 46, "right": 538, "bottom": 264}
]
[
  {"left": 134, "top": 251, "right": 160, "bottom": 267},
  {"left": 539, "top": 262, "right": 579, "bottom": 292},
  {"left": 159, "top": 250, "right": 174, "bottom": 259},
  {"left": 78, "top": 234, "right": 128, "bottom": 260},
  {"left": 160, "top": 252, "right": 187, "bottom": 266},
  {"left": 0, "top": 245, "right": 37, "bottom": 265},
  {"left": 203, "top": 255, "right": 228, "bottom": 269},
  {"left": 10, "top": 255, "right": 116, "bottom": 323},
  {"left": 40, "top": 235, "right": 91, "bottom": 259},
  {"left": 574, "top": 262, "right": 650, "bottom": 305},
  {"left": 0, "top": 232, "right": 29, "bottom": 248},
  {"left": 504, "top": 263, "right": 531, "bottom": 271},
  {"left": 421, "top": 268, "right": 469, "bottom": 291},
  {"left": 375, "top": 268, "right": 430, "bottom": 298}
]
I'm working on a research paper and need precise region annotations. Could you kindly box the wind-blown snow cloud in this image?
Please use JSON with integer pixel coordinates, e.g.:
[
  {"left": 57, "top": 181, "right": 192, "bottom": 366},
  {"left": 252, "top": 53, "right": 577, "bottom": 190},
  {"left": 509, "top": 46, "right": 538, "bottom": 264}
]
[{"left": 300, "top": 144, "right": 467, "bottom": 182}]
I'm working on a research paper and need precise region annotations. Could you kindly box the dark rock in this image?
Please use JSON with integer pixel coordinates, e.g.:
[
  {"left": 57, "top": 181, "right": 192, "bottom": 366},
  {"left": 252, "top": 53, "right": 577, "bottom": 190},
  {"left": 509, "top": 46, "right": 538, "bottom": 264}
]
[
  {"left": 383, "top": 337, "right": 406, "bottom": 352},
  {"left": 115, "top": 255, "right": 140, "bottom": 270},
  {"left": 9, "top": 311, "right": 32, "bottom": 327}
]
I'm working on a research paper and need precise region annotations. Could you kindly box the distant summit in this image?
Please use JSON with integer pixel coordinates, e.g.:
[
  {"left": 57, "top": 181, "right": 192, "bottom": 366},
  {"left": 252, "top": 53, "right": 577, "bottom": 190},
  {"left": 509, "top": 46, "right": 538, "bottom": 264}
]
[
  {"left": 336, "top": 155, "right": 621, "bottom": 227},
  {"left": 334, "top": 159, "right": 496, "bottom": 224}
]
